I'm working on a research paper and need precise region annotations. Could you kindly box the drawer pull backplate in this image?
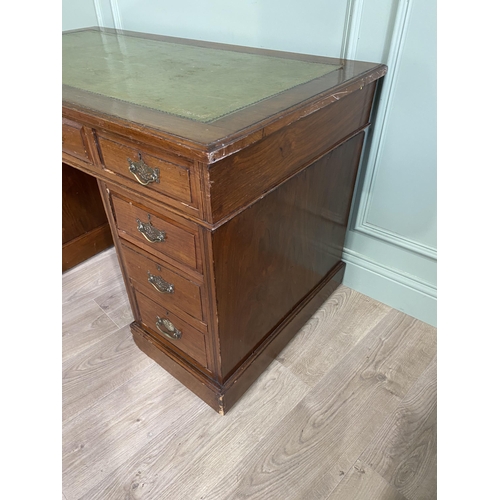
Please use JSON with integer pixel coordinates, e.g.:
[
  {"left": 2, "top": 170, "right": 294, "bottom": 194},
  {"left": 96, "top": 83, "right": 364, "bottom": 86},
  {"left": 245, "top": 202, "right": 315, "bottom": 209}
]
[
  {"left": 156, "top": 316, "right": 182, "bottom": 340},
  {"left": 127, "top": 156, "right": 160, "bottom": 185},
  {"left": 136, "top": 218, "right": 166, "bottom": 243},
  {"left": 147, "top": 271, "right": 175, "bottom": 294}
]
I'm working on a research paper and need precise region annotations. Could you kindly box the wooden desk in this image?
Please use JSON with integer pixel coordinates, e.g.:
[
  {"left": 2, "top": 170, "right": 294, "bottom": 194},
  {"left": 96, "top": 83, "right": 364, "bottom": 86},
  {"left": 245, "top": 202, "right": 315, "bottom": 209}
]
[{"left": 62, "top": 27, "right": 386, "bottom": 414}]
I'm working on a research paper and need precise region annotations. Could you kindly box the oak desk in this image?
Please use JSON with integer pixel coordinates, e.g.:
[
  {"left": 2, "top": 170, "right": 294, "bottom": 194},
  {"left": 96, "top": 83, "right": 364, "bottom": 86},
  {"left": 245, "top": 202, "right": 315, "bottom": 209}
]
[{"left": 62, "top": 28, "right": 386, "bottom": 414}]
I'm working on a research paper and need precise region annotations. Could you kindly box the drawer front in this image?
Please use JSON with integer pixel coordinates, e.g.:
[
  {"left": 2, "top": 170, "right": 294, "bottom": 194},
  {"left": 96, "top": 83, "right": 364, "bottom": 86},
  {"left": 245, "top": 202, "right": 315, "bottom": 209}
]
[
  {"left": 136, "top": 290, "right": 208, "bottom": 369},
  {"left": 112, "top": 194, "right": 201, "bottom": 273},
  {"left": 62, "top": 119, "right": 91, "bottom": 163},
  {"left": 122, "top": 243, "right": 204, "bottom": 323},
  {"left": 97, "top": 133, "right": 198, "bottom": 210}
]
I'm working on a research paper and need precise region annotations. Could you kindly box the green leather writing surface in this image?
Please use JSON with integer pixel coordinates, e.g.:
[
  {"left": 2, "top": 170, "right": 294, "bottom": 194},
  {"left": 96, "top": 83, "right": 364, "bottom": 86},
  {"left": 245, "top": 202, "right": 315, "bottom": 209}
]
[{"left": 62, "top": 31, "right": 341, "bottom": 123}]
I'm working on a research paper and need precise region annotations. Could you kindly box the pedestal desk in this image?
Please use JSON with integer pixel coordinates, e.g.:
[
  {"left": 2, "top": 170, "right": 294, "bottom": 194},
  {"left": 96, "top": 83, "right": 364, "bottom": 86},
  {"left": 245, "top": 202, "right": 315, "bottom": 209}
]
[{"left": 62, "top": 28, "right": 387, "bottom": 414}]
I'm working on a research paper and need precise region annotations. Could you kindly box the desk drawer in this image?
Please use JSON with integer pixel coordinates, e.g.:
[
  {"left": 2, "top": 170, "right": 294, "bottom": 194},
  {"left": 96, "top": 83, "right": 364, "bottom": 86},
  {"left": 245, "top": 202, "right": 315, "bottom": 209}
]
[
  {"left": 97, "top": 133, "right": 199, "bottom": 212},
  {"left": 62, "top": 119, "right": 92, "bottom": 163},
  {"left": 111, "top": 194, "right": 201, "bottom": 273},
  {"left": 136, "top": 290, "right": 208, "bottom": 369},
  {"left": 122, "top": 243, "right": 204, "bottom": 323}
]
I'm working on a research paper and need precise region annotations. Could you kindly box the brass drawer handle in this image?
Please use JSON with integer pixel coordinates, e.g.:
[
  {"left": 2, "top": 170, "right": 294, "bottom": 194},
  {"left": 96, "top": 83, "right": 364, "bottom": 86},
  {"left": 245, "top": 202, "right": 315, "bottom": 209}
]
[
  {"left": 148, "top": 271, "right": 174, "bottom": 294},
  {"left": 136, "top": 218, "right": 166, "bottom": 243},
  {"left": 127, "top": 156, "right": 160, "bottom": 186},
  {"left": 156, "top": 316, "right": 182, "bottom": 340}
]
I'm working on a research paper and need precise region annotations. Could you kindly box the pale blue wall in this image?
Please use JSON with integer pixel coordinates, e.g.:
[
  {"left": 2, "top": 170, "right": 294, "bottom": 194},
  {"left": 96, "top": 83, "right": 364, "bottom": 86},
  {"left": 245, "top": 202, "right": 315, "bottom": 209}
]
[
  {"left": 62, "top": 0, "right": 98, "bottom": 31},
  {"left": 97, "top": 0, "right": 350, "bottom": 57},
  {"left": 342, "top": 0, "right": 437, "bottom": 326},
  {"left": 62, "top": 0, "right": 437, "bottom": 326}
]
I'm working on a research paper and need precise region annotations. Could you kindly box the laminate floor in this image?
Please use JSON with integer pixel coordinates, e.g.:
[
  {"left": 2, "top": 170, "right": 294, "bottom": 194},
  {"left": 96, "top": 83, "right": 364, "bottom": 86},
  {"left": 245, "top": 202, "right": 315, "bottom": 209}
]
[{"left": 62, "top": 248, "right": 437, "bottom": 500}]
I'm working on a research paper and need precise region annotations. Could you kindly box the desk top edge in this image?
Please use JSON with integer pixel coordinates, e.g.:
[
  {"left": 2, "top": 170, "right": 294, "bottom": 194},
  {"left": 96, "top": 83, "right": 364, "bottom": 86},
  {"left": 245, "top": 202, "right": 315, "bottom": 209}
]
[{"left": 62, "top": 27, "right": 387, "bottom": 162}]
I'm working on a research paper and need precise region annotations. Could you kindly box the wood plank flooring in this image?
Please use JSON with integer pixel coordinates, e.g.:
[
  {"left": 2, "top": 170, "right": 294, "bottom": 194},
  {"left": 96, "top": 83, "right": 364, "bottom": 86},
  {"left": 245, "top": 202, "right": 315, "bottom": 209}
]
[{"left": 62, "top": 248, "right": 437, "bottom": 500}]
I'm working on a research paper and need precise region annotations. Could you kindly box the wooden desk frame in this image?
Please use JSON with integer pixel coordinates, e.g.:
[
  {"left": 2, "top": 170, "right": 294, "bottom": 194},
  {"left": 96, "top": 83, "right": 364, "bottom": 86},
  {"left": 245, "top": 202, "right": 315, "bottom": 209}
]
[{"left": 63, "top": 28, "right": 386, "bottom": 414}]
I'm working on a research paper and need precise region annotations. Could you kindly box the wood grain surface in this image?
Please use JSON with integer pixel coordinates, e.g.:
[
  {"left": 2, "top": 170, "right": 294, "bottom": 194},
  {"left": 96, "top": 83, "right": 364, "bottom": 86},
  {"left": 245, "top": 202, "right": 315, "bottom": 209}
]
[
  {"left": 208, "top": 86, "right": 374, "bottom": 224},
  {"left": 62, "top": 163, "right": 113, "bottom": 271},
  {"left": 212, "top": 134, "right": 365, "bottom": 379},
  {"left": 359, "top": 357, "right": 437, "bottom": 500},
  {"left": 276, "top": 286, "right": 391, "bottom": 387},
  {"left": 62, "top": 248, "right": 436, "bottom": 500},
  {"left": 326, "top": 460, "right": 407, "bottom": 500}
]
